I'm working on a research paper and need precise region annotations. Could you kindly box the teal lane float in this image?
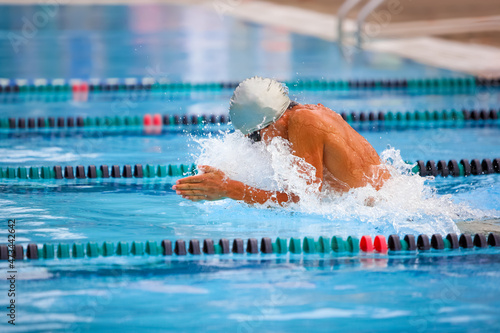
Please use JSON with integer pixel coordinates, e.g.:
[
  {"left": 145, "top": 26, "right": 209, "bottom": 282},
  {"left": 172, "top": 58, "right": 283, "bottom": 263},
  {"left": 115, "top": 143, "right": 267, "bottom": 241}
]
[
  {"left": 1, "top": 158, "right": 498, "bottom": 181},
  {"left": 1, "top": 108, "right": 498, "bottom": 131},
  {"left": 1, "top": 234, "right": 499, "bottom": 261},
  {"left": 2, "top": 76, "right": 495, "bottom": 94}
]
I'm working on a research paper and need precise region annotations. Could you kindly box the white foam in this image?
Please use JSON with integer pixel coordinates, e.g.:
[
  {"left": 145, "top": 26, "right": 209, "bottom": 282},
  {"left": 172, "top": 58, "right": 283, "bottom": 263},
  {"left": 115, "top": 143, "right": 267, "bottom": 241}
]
[
  {"left": 132, "top": 281, "right": 209, "bottom": 294},
  {"left": 229, "top": 307, "right": 411, "bottom": 321},
  {"left": 229, "top": 308, "right": 364, "bottom": 321},
  {"left": 193, "top": 131, "right": 489, "bottom": 235}
]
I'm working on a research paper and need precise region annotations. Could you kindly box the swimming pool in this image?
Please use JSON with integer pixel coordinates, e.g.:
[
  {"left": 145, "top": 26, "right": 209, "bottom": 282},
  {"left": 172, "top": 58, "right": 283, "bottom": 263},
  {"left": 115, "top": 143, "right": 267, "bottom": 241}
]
[{"left": 1, "top": 3, "right": 500, "bottom": 332}]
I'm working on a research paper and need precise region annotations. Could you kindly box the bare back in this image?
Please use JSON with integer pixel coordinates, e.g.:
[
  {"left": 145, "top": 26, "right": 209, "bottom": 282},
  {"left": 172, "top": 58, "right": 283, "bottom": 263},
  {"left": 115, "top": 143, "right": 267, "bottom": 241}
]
[{"left": 286, "top": 104, "right": 389, "bottom": 192}]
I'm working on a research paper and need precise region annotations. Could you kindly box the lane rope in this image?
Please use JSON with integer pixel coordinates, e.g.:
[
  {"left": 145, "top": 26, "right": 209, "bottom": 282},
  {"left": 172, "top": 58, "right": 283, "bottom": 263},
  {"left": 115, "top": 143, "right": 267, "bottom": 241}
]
[
  {"left": 0, "top": 158, "right": 499, "bottom": 181},
  {"left": 1, "top": 233, "right": 499, "bottom": 261},
  {"left": 1, "top": 109, "right": 498, "bottom": 132},
  {"left": 0, "top": 164, "right": 197, "bottom": 179},
  {"left": 1, "top": 76, "right": 497, "bottom": 95}
]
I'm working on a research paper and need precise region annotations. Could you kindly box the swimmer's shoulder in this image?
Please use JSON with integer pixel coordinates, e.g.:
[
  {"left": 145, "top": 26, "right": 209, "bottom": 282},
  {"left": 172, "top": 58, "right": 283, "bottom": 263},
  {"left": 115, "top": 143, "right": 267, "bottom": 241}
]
[
  {"left": 289, "top": 106, "right": 319, "bottom": 126},
  {"left": 299, "top": 103, "right": 328, "bottom": 111},
  {"left": 299, "top": 104, "right": 341, "bottom": 118},
  {"left": 292, "top": 104, "right": 331, "bottom": 118},
  {"left": 292, "top": 104, "right": 343, "bottom": 127},
  {"left": 288, "top": 106, "right": 332, "bottom": 138}
]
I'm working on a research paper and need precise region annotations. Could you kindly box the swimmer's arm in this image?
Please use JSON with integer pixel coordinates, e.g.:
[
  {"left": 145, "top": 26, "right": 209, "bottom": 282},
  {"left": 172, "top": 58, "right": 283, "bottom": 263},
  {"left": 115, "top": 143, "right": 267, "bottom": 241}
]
[
  {"left": 172, "top": 165, "right": 298, "bottom": 205},
  {"left": 226, "top": 179, "right": 299, "bottom": 205}
]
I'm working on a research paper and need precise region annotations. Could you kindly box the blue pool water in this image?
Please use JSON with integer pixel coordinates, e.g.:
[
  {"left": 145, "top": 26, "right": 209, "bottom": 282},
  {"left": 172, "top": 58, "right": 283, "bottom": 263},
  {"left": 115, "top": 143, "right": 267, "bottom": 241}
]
[
  {"left": 0, "top": 4, "right": 464, "bottom": 80},
  {"left": 1, "top": 3, "right": 500, "bottom": 332}
]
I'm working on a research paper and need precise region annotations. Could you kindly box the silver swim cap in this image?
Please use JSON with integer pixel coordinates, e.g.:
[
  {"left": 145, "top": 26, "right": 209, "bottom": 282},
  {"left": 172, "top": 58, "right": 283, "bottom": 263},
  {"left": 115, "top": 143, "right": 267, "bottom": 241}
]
[{"left": 229, "top": 77, "right": 290, "bottom": 135}]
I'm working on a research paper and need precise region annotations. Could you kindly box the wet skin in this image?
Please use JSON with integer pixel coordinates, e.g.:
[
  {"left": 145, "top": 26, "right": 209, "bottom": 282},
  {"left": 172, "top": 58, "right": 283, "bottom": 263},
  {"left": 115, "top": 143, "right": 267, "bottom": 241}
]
[{"left": 173, "top": 104, "right": 390, "bottom": 205}]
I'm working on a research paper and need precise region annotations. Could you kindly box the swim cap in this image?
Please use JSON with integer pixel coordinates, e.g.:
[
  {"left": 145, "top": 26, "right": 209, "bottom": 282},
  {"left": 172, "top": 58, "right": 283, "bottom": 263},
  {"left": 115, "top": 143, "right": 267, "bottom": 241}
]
[{"left": 229, "top": 77, "right": 290, "bottom": 135}]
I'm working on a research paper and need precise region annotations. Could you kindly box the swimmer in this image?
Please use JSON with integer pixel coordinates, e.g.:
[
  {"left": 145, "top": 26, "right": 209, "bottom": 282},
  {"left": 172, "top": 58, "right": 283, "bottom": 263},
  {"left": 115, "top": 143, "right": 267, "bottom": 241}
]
[{"left": 173, "top": 76, "right": 390, "bottom": 205}]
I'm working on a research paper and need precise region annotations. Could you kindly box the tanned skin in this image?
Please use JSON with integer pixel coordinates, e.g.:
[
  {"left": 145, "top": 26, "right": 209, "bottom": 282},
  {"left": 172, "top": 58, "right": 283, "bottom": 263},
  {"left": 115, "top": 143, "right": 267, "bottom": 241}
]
[{"left": 172, "top": 104, "right": 390, "bottom": 205}]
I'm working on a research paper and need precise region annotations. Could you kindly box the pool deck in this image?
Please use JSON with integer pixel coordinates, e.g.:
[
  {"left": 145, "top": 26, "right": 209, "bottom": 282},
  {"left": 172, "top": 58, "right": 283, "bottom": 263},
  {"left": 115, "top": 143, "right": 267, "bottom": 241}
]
[
  {"left": 457, "top": 220, "right": 500, "bottom": 235},
  {"left": 2, "top": 0, "right": 500, "bottom": 77},
  {"left": 222, "top": 0, "right": 500, "bottom": 77}
]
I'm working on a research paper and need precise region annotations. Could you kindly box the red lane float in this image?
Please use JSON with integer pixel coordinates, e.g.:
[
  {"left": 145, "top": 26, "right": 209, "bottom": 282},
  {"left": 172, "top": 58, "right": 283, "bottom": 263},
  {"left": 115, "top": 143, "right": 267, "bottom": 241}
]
[
  {"left": 153, "top": 114, "right": 162, "bottom": 126},
  {"left": 143, "top": 114, "right": 152, "bottom": 126},
  {"left": 360, "top": 235, "right": 373, "bottom": 252},
  {"left": 72, "top": 82, "right": 89, "bottom": 92},
  {"left": 374, "top": 235, "right": 388, "bottom": 253}
]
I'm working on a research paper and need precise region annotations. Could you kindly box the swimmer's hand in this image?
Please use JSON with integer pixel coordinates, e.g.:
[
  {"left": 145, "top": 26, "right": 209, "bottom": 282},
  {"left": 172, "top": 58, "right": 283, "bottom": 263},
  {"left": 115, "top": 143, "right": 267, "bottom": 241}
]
[
  {"left": 173, "top": 165, "right": 298, "bottom": 205},
  {"left": 172, "top": 165, "right": 230, "bottom": 202}
]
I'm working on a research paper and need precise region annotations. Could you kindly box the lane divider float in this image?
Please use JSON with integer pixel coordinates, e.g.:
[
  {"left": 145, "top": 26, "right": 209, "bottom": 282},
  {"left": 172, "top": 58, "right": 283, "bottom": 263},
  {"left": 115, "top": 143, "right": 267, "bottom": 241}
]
[
  {"left": 1, "top": 158, "right": 498, "bottom": 181},
  {"left": 0, "top": 114, "right": 228, "bottom": 130},
  {"left": 0, "top": 164, "right": 197, "bottom": 179},
  {"left": 340, "top": 108, "right": 499, "bottom": 122},
  {"left": 1, "top": 76, "right": 497, "bottom": 95},
  {"left": 1, "top": 233, "right": 499, "bottom": 261},
  {"left": 1, "top": 108, "right": 498, "bottom": 132},
  {"left": 414, "top": 158, "right": 500, "bottom": 177}
]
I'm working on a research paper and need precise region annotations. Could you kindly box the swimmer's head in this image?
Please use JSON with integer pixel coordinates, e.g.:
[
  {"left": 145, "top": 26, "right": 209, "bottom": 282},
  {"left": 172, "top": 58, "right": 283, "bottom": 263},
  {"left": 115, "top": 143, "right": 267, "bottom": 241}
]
[
  {"left": 247, "top": 100, "right": 300, "bottom": 143},
  {"left": 229, "top": 76, "right": 291, "bottom": 135}
]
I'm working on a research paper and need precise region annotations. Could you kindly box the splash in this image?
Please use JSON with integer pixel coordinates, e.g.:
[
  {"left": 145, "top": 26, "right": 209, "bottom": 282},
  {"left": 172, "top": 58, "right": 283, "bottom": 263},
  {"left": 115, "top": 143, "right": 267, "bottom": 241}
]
[{"left": 192, "top": 131, "right": 488, "bottom": 236}]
